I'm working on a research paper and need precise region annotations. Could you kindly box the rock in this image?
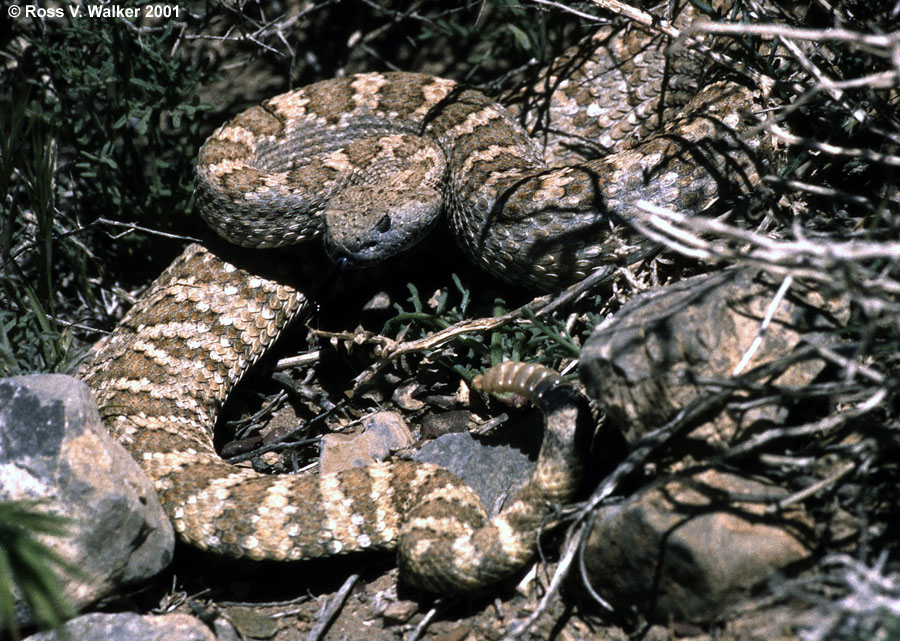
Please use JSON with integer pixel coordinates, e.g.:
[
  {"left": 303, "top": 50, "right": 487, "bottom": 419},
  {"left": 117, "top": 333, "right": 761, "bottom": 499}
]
[
  {"left": 429, "top": 623, "right": 473, "bottom": 641},
  {"left": 23, "top": 612, "right": 217, "bottom": 641},
  {"left": 413, "top": 422, "right": 540, "bottom": 517},
  {"left": 221, "top": 606, "right": 276, "bottom": 639},
  {"left": 0, "top": 375, "right": 174, "bottom": 620},
  {"left": 580, "top": 268, "right": 847, "bottom": 445},
  {"left": 581, "top": 469, "right": 813, "bottom": 623},
  {"left": 381, "top": 599, "right": 419, "bottom": 624},
  {"left": 319, "top": 411, "right": 412, "bottom": 475},
  {"left": 420, "top": 409, "right": 469, "bottom": 439},
  {"left": 320, "top": 408, "right": 537, "bottom": 516}
]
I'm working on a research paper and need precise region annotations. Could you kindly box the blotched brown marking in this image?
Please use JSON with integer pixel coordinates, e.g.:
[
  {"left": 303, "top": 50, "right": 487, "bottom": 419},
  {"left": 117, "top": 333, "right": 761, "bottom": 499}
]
[
  {"left": 230, "top": 105, "right": 284, "bottom": 137},
  {"left": 198, "top": 139, "right": 252, "bottom": 164},
  {"left": 302, "top": 78, "right": 360, "bottom": 124}
]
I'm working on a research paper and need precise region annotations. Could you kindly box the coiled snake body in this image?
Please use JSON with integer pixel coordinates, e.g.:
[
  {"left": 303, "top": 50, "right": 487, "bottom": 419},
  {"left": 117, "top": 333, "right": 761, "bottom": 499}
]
[{"left": 82, "top": 8, "right": 763, "bottom": 592}]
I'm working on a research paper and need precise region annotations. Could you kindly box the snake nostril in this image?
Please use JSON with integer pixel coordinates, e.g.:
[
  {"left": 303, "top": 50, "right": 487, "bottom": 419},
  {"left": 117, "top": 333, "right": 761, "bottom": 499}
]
[{"left": 374, "top": 215, "right": 391, "bottom": 234}]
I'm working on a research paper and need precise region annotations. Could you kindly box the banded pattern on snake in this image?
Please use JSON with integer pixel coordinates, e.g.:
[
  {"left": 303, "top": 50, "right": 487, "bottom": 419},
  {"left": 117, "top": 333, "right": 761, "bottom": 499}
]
[
  {"left": 84, "top": 263, "right": 589, "bottom": 592},
  {"left": 82, "top": 4, "right": 766, "bottom": 591},
  {"left": 194, "top": 7, "right": 762, "bottom": 291}
]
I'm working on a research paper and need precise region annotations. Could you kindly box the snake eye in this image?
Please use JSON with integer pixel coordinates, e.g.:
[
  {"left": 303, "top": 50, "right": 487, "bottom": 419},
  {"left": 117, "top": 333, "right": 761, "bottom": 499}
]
[{"left": 375, "top": 215, "right": 391, "bottom": 233}]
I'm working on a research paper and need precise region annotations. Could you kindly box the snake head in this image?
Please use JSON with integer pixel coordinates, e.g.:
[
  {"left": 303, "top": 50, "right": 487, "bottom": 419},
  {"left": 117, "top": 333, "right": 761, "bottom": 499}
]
[{"left": 322, "top": 183, "right": 444, "bottom": 267}]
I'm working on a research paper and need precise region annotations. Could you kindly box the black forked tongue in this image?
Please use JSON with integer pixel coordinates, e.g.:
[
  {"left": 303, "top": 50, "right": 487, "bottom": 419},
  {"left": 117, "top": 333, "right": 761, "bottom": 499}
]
[{"left": 332, "top": 254, "right": 352, "bottom": 276}]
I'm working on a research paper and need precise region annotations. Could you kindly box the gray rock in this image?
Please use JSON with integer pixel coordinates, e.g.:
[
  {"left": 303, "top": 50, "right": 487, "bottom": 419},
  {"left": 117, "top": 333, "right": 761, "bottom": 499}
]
[
  {"left": 413, "top": 422, "right": 539, "bottom": 517},
  {"left": 0, "top": 375, "right": 174, "bottom": 619},
  {"left": 23, "top": 612, "right": 217, "bottom": 641},
  {"left": 580, "top": 268, "right": 847, "bottom": 445},
  {"left": 576, "top": 269, "right": 842, "bottom": 622},
  {"left": 582, "top": 469, "right": 813, "bottom": 623}
]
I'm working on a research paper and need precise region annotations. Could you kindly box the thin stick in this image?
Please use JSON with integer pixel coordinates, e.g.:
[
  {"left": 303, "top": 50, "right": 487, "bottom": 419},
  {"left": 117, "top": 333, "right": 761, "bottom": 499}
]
[
  {"left": 733, "top": 275, "right": 793, "bottom": 376},
  {"left": 304, "top": 574, "right": 359, "bottom": 641}
]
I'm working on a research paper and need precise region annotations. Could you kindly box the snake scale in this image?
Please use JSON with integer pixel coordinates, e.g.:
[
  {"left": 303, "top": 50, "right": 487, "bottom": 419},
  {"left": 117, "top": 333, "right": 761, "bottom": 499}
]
[{"left": 82, "top": 3, "right": 765, "bottom": 591}]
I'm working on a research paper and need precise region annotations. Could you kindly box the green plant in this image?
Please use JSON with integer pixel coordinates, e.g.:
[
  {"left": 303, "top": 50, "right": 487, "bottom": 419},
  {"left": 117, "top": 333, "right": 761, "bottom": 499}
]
[
  {"left": 0, "top": 97, "right": 71, "bottom": 375},
  {"left": 0, "top": 0, "right": 213, "bottom": 375},
  {"left": 384, "top": 275, "right": 581, "bottom": 382},
  {"left": 0, "top": 501, "right": 76, "bottom": 639},
  {"left": 20, "top": 2, "right": 209, "bottom": 231}
]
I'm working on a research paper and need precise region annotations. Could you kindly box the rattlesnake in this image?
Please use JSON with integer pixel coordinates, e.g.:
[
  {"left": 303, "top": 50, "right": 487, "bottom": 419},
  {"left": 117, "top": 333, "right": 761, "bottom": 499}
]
[{"left": 82, "top": 4, "right": 766, "bottom": 592}]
